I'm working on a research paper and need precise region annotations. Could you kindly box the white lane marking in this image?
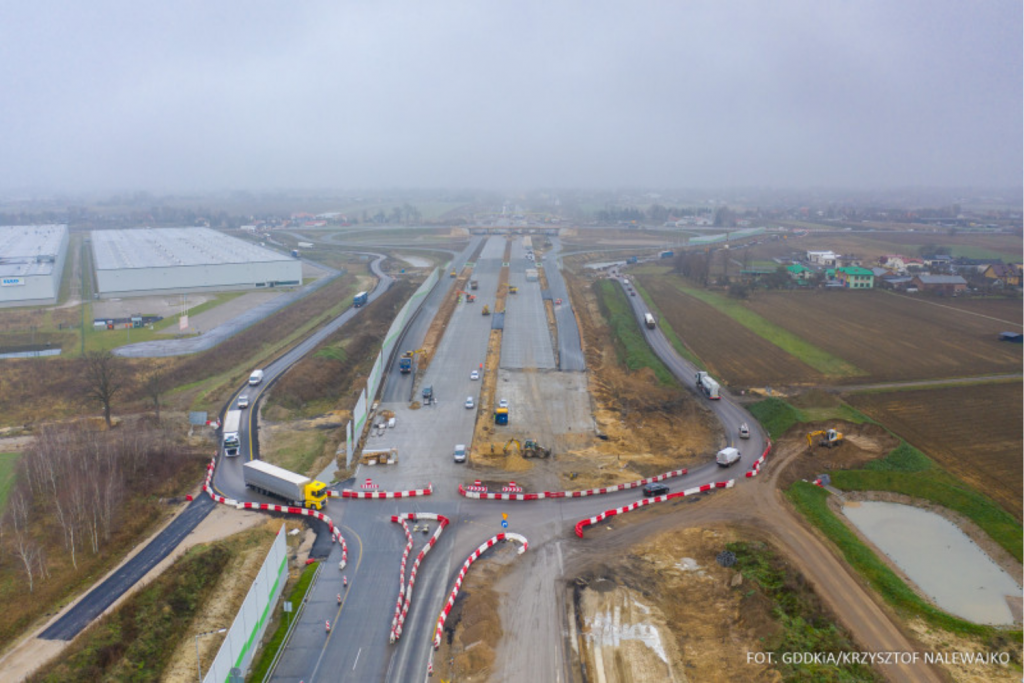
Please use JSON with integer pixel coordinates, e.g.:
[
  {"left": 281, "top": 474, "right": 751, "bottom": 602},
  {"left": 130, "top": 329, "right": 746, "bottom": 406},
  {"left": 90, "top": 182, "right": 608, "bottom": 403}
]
[{"left": 353, "top": 647, "right": 362, "bottom": 670}]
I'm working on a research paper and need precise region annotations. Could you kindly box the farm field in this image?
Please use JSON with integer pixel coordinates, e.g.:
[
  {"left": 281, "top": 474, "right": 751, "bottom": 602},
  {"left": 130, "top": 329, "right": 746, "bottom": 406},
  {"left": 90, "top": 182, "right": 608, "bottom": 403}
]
[
  {"left": 744, "top": 290, "right": 1023, "bottom": 383},
  {"left": 924, "top": 297, "right": 1023, "bottom": 326},
  {"left": 845, "top": 383, "right": 1023, "bottom": 519},
  {"left": 638, "top": 276, "right": 826, "bottom": 387}
]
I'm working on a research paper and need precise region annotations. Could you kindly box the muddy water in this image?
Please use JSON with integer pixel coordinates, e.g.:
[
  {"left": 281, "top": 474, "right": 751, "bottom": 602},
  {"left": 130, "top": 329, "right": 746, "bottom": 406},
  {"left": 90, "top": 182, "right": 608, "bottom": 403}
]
[{"left": 842, "top": 501, "right": 1021, "bottom": 625}]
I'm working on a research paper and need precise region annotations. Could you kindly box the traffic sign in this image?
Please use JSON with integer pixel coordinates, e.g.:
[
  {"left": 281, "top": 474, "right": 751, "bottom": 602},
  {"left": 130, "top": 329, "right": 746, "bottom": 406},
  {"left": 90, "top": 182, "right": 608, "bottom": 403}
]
[
  {"left": 502, "top": 513, "right": 508, "bottom": 520},
  {"left": 501, "top": 520, "right": 508, "bottom": 529}
]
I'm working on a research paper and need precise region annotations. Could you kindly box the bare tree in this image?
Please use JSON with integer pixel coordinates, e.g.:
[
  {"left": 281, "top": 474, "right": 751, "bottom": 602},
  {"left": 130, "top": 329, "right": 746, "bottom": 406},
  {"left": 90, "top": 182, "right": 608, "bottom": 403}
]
[
  {"left": 81, "top": 351, "right": 130, "bottom": 427},
  {"left": 4, "top": 488, "right": 41, "bottom": 592},
  {"left": 143, "top": 371, "right": 165, "bottom": 422}
]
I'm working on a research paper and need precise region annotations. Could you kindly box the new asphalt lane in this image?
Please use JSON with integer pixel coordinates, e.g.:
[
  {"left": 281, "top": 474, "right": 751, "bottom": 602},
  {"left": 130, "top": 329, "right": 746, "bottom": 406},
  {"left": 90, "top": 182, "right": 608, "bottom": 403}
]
[{"left": 39, "top": 254, "right": 391, "bottom": 643}]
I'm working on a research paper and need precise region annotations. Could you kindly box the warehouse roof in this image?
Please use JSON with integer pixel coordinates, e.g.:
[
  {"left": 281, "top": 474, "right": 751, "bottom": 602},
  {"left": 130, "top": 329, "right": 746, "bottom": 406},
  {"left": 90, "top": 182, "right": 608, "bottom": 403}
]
[
  {"left": 0, "top": 224, "right": 67, "bottom": 277},
  {"left": 91, "top": 228, "right": 292, "bottom": 270}
]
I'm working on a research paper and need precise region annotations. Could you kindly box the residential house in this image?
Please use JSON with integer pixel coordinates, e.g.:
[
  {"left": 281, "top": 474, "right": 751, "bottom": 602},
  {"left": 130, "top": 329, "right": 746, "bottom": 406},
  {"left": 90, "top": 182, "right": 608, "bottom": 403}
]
[
  {"left": 879, "top": 275, "right": 914, "bottom": 291},
  {"left": 786, "top": 263, "right": 812, "bottom": 285},
  {"left": 836, "top": 267, "right": 874, "bottom": 289},
  {"left": 878, "top": 254, "right": 908, "bottom": 273},
  {"left": 983, "top": 263, "right": 1021, "bottom": 287},
  {"left": 924, "top": 254, "right": 954, "bottom": 269},
  {"left": 912, "top": 274, "right": 967, "bottom": 296}
]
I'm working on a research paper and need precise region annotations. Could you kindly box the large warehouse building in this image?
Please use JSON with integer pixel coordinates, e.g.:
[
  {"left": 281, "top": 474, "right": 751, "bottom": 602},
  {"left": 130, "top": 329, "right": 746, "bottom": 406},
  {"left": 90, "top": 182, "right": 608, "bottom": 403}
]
[
  {"left": 91, "top": 227, "right": 302, "bottom": 298},
  {"left": 0, "top": 225, "right": 69, "bottom": 308}
]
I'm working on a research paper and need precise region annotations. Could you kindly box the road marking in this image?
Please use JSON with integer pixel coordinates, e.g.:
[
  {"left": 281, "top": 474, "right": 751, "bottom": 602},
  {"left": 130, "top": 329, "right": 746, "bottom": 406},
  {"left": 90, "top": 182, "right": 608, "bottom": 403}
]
[{"left": 353, "top": 647, "right": 362, "bottom": 670}]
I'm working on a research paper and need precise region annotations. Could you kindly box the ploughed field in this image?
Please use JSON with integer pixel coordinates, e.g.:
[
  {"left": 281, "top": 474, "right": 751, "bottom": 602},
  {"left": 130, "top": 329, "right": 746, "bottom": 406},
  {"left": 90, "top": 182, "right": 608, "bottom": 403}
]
[
  {"left": 744, "top": 290, "right": 1023, "bottom": 383},
  {"left": 846, "top": 383, "right": 1024, "bottom": 520},
  {"left": 640, "top": 274, "right": 1021, "bottom": 387},
  {"left": 639, "top": 278, "right": 825, "bottom": 387}
]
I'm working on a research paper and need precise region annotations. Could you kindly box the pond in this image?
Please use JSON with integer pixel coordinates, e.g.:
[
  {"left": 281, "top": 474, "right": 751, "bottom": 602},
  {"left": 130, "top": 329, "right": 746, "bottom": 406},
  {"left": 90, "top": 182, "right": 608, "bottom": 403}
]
[{"left": 842, "top": 501, "right": 1021, "bottom": 625}]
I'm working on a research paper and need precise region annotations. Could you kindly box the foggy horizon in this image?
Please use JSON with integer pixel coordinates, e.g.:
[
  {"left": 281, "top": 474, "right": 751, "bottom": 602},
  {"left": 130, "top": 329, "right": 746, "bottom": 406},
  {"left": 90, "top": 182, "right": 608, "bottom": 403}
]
[{"left": 2, "top": 1, "right": 1020, "bottom": 194}]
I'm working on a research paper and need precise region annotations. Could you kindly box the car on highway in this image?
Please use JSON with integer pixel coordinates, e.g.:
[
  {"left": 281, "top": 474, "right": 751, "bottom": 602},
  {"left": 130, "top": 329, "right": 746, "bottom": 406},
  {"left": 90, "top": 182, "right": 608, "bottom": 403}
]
[
  {"left": 453, "top": 444, "right": 467, "bottom": 463},
  {"left": 465, "top": 396, "right": 474, "bottom": 409},
  {"left": 237, "top": 395, "right": 250, "bottom": 409},
  {"left": 498, "top": 398, "right": 509, "bottom": 409},
  {"left": 555, "top": 298, "right": 562, "bottom": 305},
  {"left": 630, "top": 291, "right": 636, "bottom": 296},
  {"left": 470, "top": 370, "right": 480, "bottom": 380},
  {"left": 642, "top": 482, "right": 670, "bottom": 497}
]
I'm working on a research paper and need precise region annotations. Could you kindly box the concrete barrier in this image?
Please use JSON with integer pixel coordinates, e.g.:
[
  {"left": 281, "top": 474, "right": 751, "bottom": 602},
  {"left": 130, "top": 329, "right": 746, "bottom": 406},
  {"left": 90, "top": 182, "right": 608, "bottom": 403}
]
[
  {"left": 458, "top": 468, "right": 689, "bottom": 501},
  {"left": 574, "top": 480, "right": 735, "bottom": 538},
  {"left": 744, "top": 439, "right": 772, "bottom": 479},
  {"left": 336, "top": 483, "right": 433, "bottom": 499},
  {"left": 432, "top": 533, "right": 528, "bottom": 650}
]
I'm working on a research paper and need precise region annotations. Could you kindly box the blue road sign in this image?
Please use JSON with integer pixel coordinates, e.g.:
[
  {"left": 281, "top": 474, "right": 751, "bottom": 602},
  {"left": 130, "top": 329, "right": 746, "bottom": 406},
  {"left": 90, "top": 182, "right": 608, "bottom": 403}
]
[{"left": 501, "top": 520, "right": 508, "bottom": 529}]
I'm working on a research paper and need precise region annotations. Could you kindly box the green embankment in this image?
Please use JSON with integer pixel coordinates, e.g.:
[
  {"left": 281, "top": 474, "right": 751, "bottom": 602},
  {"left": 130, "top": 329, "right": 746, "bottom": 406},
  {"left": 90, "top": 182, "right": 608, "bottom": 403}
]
[
  {"left": 786, "top": 482, "right": 1007, "bottom": 638},
  {"left": 595, "top": 280, "right": 678, "bottom": 386},
  {"left": 248, "top": 561, "right": 320, "bottom": 682},
  {"left": 666, "top": 278, "right": 862, "bottom": 377},
  {"left": 633, "top": 280, "right": 705, "bottom": 369},
  {"left": 727, "top": 540, "right": 880, "bottom": 681}
]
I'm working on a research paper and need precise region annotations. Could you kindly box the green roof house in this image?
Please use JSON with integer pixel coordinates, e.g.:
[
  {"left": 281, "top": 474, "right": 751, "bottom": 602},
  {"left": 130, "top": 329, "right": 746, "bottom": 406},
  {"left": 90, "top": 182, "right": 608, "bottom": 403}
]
[{"left": 836, "top": 266, "right": 874, "bottom": 289}]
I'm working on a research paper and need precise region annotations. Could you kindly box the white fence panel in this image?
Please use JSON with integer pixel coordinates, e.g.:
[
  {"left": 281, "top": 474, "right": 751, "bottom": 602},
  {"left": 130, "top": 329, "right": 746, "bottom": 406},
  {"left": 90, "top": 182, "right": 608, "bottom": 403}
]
[{"left": 203, "top": 525, "right": 288, "bottom": 682}]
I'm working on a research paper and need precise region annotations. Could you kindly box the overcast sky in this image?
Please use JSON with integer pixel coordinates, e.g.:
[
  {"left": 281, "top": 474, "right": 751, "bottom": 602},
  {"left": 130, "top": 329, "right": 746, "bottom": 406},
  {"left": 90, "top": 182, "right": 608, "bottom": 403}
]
[{"left": 1, "top": 1, "right": 1020, "bottom": 192}]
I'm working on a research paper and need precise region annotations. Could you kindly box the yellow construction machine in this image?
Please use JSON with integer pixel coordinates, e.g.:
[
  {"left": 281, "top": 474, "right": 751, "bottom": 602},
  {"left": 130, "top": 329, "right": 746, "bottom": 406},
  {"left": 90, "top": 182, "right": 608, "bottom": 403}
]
[
  {"left": 503, "top": 438, "right": 551, "bottom": 459},
  {"left": 807, "top": 429, "right": 844, "bottom": 448},
  {"left": 482, "top": 305, "right": 491, "bottom": 315}
]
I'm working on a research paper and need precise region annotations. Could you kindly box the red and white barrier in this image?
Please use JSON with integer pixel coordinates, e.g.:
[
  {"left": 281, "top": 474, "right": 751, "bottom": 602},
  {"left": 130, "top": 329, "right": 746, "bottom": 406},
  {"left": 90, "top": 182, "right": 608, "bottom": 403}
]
[
  {"left": 390, "top": 513, "right": 450, "bottom": 643},
  {"left": 501, "top": 482, "right": 523, "bottom": 493},
  {"left": 201, "top": 456, "right": 349, "bottom": 568},
  {"left": 432, "top": 533, "right": 528, "bottom": 649},
  {"left": 574, "top": 480, "right": 735, "bottom": 538},
  {"left": 744, "top": 440, "right": 772, "bottom": 479},
  {"left": 459, "top": 467, "right": 689, "bottom": 501},
  {"left": 361, "top": 478, "right": 379, "bottom": 490},
  {"left": 333, "top": 483, "right": 433, "bottom": 499}
]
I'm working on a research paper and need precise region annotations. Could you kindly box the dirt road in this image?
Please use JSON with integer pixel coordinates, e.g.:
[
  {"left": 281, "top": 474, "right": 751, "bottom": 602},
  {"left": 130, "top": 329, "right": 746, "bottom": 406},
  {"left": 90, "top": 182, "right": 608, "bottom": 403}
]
[{"left": 570, "top": 439, "right": 945, "bottom": 683}]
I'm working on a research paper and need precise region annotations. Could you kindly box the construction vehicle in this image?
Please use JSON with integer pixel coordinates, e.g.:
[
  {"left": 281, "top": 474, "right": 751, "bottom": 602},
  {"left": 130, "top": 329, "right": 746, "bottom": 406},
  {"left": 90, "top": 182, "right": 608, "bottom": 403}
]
[
  {"left": 482, "top": 305, "right": 491, "bottom": 315},
  {"left": 456, "top": 290, "right": 475, "bottom": 303},
  {"left": 450, "top": 270, "right": 457, "bottom": 278},
  {"left": 494, "top": 407, "right": 509, "bottom": 425},
  {"left": 399, "top": 351, "right": 414, "bottom": 374},
  {"left": 807, "top": 429, "right": 844, "bottom": 448},
  {"left": 502, "top": 438, "right": 550, "bottom": 458},
  {"left": 242, "top": 460, "right": 328, "bottom": 510},
  {"left": 508, "top": 285, "right": 518, "bottom": 295},
  {"left": 470, "top": 280, "right": 479, "bottom": 290}
]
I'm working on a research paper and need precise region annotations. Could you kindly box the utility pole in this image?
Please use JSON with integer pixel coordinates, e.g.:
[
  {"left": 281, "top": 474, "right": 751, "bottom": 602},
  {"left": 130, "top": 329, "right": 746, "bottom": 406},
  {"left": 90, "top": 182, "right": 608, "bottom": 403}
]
[{"left": 195, "top": 627, "right": 227, "bottom": 682}]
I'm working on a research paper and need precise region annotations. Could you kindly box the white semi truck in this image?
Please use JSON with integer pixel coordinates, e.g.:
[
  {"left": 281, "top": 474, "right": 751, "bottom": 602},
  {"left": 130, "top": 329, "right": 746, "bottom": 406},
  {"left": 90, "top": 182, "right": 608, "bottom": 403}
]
[
  {"left": 643, "top": 313, "right": 656, "bottom": 329},
  {"left": 242, "top": 460, "right": 328, "bottom": 510},
  {"left": 695, "top": 371, "right": 721, "bottom": 400},
  {"left": 222, "top": 409, "right": 242, "bottom": 457}
]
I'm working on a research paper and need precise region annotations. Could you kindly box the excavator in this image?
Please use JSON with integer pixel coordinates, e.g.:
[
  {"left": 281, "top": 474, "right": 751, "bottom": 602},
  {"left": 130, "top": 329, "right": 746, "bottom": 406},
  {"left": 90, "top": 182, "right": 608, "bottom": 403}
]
[
  {"left": 456, "top": 290, "right": 476, "bottom": 303},
  {"left": 503, "top": 438, "right": 551, "bottom": 459},
  {"left": 807, "top": 428, "right": 844, "bottom": 448}
]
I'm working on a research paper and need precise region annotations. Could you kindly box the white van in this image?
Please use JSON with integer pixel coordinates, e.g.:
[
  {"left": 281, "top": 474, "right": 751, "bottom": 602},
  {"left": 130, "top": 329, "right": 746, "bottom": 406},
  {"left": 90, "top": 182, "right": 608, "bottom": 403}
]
[
  {"left": 248, "top": 369, "right": 265, "bottom": 386},
  {"left": 453, "top": 444, "right": 467, "bottom": 463},
  {"left": 716, "top": 447, "right": 741, "bottom": 467}
]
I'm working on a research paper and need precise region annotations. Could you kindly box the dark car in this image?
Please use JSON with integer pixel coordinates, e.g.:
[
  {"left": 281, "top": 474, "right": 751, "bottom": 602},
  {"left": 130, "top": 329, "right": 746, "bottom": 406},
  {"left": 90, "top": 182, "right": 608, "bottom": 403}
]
[{"left": 642, "top": 482, "right": 670, "bottom": 497}]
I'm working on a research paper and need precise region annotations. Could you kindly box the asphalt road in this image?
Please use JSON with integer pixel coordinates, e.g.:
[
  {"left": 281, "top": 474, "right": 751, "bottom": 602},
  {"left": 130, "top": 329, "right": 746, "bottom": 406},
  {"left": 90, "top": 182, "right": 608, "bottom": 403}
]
[
  {"left": 545, "top": 236, "right": 586, "bottom": 371},
  {"left": 36, "top": 255, "right": 390, "bottom": 644},
  {"left": 268, "top": 236, "right": 767, "bottom": 683}
]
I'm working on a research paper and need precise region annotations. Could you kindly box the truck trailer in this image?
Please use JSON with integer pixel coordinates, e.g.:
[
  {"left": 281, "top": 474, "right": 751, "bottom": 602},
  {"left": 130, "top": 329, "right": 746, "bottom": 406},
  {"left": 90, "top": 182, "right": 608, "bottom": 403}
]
[
  {"left": 644, "top": 313, "right": 656, "bottom": 329},
  {"left": 659, "top": 250, "right": 674, "bottom": 259},
  {"left": 222, "top": 409, "right": 242, "bottom": 457},
  {"left": 695, "top": 371, "right": 721, "bottom": 399},
  {"left": 353, "top": 291, "right": 368, "bottom": 307},
  {"left": 242, "top": 460, "right": 328, "bottom": 510}
]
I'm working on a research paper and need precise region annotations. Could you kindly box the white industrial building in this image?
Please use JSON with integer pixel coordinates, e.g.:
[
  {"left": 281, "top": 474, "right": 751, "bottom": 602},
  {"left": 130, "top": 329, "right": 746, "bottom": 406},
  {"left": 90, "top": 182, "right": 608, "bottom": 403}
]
[
  {"left": 0, "top": 225, "right": 69, "bottom": 308},
  {"left": 91, "top": 227, "right": 301, "bottom": 298}
]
